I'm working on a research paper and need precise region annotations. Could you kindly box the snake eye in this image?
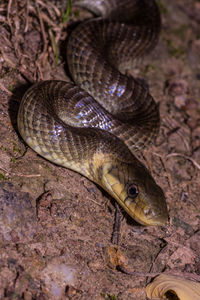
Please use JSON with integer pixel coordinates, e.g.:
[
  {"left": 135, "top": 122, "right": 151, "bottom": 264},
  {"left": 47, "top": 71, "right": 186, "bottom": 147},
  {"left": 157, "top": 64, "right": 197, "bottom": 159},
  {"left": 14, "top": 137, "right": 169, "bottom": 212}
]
[{"left": 127, "top": 185, "right": 138, "bottom": 199}]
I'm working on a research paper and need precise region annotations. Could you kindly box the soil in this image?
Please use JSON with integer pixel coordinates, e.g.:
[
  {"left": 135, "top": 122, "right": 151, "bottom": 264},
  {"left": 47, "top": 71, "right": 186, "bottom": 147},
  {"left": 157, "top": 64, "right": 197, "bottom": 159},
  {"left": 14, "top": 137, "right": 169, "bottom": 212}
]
[{"left": 0, "top": 0, "right": 200, "bottom": 299}]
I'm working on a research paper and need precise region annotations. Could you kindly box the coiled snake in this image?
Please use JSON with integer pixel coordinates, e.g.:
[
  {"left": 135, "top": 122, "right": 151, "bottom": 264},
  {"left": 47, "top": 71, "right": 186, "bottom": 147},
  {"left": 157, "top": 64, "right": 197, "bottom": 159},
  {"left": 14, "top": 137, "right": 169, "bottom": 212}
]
[{"left": 18, "top": 0, "right": 168, "bottom": 225}]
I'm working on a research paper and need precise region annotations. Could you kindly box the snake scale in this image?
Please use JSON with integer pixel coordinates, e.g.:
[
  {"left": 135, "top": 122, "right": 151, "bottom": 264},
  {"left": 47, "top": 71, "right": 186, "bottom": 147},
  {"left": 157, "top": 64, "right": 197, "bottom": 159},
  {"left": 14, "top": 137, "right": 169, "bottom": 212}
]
[{"left": 18, "top": 0, "right": 168, "bottom": 225}]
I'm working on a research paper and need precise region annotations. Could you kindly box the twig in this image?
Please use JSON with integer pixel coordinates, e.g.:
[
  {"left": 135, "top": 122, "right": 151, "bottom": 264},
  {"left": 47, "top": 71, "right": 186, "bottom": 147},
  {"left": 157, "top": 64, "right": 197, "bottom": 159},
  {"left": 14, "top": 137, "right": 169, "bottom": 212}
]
[
  {"left": 7, "top": 0, "right": 13, "bottom": 30},
  {"left": 166, "top": 153, "right": 200, "bottom": 170},
  {"left": 36, "top": 0, "right": 61, "bottom": 18},
  {"left": 0, "top": 82, "right": 13, "bottom": 95},
  {"left": 119, "top": 265, "right": 200, "bottom": 282},
  {"left": 0, "top": 165, "right": 41, "bottom": 178},
  {"left": 15, "top": 173, "right": 41, "bottom": 177},
  {"left": 41, "top": 12, "right": 59, "bottom": 28},
  {"left": 152, "top": 152, "right": 174, "bottom": 189},
  {"left": 146, "top": 243, "right": 168, "bottom": 284},
  {"left": 24, "top": 0, "right": 29, "bottom": 32},
  {"left": 0, "top": 46, "right": 17, "bottom": 69},
  {"left": 88, "top": 198, "right": 103, "bottom": 207},
  {"left": 162, "top": 117, "right": 190, "bottom": 152},
  {"left": 118, "top": 265, "right": 161, "bottom": 277},
  {"left": 35, "top": 0, "right": 48, "bottom": 66},
  {"left": 111, "top": 202, "right": 122, "bottom": 245}
]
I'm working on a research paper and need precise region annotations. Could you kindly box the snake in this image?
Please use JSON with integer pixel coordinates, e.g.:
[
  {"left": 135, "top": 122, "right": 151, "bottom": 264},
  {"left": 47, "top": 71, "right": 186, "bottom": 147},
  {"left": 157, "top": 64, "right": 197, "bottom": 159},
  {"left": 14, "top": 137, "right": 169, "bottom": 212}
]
[{"left": 17, "top": 0, "right": 168, "bottom": 225}]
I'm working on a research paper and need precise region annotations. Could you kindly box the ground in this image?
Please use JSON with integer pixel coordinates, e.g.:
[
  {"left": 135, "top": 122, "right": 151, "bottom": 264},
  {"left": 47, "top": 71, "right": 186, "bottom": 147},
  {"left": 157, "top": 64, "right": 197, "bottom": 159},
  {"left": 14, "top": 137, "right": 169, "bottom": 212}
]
[{"left": 0, "top": 0, "right": 200, "bottom": 299}]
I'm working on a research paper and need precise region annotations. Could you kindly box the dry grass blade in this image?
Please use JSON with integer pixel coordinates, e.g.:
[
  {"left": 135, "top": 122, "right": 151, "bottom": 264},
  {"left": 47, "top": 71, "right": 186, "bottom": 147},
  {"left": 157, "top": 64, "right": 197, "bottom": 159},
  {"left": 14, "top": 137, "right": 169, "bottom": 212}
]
[
  {"left": 35, "top": 0, "right": 48, "bottom": 67},
  {"left": 166, "top": 153, "right": 200, "bottom": 170}
]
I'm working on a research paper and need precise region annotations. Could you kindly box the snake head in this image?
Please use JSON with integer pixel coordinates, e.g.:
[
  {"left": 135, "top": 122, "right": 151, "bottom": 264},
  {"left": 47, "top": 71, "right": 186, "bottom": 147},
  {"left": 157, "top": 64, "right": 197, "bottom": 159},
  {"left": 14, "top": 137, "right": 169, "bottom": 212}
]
[{"left": 100, "top": 158, "right": 168, "bottom": 226}]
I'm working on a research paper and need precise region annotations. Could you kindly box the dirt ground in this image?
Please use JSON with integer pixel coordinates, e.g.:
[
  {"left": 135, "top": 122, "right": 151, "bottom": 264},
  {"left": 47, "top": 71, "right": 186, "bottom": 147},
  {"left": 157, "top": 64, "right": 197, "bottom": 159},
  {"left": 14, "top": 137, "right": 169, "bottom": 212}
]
[{"left": 0, "top": 0, "right": 200, "bottom": 299}]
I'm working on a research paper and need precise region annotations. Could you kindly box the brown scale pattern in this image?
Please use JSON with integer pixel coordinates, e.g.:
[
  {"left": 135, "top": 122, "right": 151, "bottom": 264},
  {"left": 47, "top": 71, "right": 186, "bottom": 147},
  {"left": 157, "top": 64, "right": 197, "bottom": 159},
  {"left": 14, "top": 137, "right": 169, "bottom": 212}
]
[
  {"left": 17, "top": 0, "right": 168, "bottom": 225},
  {"left": 67, "top": 1, "right": 161, "bottom": 150}
]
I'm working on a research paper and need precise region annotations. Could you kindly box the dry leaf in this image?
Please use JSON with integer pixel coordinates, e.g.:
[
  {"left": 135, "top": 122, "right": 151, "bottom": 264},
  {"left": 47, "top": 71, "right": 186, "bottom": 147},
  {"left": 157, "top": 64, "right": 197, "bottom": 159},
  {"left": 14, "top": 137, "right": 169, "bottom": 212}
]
[{"left": 146, "top": 274, "right": 200, "bottom": 300}]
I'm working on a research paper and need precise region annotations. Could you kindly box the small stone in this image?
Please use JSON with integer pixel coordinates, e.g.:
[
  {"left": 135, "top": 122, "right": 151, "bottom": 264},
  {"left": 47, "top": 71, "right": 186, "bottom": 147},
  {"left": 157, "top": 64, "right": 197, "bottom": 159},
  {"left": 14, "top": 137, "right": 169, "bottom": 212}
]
[
  {"left": 42, "top": 260, "right": 76, "bottom": 299},
  {"left": 174, "top": 95, "right": 186, "bottom": 109},
  {"left": 65, "top": 285, "right": 78, "bottom": 298}
]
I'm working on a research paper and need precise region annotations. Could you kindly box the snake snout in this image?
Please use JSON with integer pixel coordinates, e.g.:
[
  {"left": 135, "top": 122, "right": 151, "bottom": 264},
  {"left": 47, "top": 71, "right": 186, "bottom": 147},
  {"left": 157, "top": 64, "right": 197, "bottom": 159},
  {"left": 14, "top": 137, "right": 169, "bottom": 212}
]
[
  {"left": 123, "top": 192, "right": 168, "bottom": 226},
  {"left": 100, "top": 160, "right": 168, "bottom": 226},
  {"left": 143, "top": 205, "right": 168, "bottom": 226}
]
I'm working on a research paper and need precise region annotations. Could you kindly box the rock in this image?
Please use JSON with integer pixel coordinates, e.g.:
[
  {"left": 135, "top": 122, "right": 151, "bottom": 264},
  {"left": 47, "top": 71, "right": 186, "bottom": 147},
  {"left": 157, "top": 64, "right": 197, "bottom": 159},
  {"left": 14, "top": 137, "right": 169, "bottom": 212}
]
[{"left": 0, "top": 182, "right": 38, "bottom": 243}]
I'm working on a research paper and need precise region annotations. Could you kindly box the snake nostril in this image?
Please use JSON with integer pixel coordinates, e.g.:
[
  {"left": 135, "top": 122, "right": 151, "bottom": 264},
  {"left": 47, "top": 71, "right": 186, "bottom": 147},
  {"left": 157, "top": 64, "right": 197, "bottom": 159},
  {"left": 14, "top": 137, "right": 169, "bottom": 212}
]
[{"left": 144, "top": 207, "right": 152, "bottom": 216}]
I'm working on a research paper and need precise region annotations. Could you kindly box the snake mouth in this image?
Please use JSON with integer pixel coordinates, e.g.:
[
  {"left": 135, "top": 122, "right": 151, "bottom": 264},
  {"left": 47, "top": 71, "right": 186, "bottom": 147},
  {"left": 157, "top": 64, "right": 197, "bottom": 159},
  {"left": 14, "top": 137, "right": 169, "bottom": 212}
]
[
  {"left": 135, "top": 214, "right": 168, "bottom": 226},
  {"left": 101, "top": 161, "right": 168, "bottom": 226},
  {"left": 102, "top": 175, "right": 167, "bottom": 226},
  {"left": 123, "top": 196, "right": 168, "bottom": 226}
]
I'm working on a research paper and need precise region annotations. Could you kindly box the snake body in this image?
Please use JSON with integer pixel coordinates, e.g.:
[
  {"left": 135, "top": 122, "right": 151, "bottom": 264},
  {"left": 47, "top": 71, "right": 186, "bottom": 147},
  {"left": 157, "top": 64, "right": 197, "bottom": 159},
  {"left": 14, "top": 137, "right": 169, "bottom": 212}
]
[{"left": 17, "top": 0, "right": 168, "bottom": 225}]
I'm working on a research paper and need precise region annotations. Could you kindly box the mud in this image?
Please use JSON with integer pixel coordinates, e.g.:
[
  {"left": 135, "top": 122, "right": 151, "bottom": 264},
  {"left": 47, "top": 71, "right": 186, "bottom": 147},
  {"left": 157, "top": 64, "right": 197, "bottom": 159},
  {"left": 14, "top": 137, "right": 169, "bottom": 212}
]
[{"left": 0, "top": 0, "right": 199, "bottom": 299}]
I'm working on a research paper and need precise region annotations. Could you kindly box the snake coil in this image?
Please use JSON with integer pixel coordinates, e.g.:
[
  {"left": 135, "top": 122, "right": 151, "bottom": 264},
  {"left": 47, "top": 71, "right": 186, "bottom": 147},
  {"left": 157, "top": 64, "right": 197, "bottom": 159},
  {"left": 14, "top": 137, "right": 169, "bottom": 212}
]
[{"left": 18, "top": 0, "right": 168, "bottom": 225}]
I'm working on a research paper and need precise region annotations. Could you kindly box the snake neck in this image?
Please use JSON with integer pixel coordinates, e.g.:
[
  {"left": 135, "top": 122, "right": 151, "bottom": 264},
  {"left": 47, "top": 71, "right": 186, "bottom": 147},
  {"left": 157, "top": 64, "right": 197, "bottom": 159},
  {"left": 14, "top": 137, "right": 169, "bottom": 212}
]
[
  {"left": 73, "top": 0, "right": 161, "bottom": 27},
  {"left": 88, "top": 151, "right": 168, "bottom": 226}
]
